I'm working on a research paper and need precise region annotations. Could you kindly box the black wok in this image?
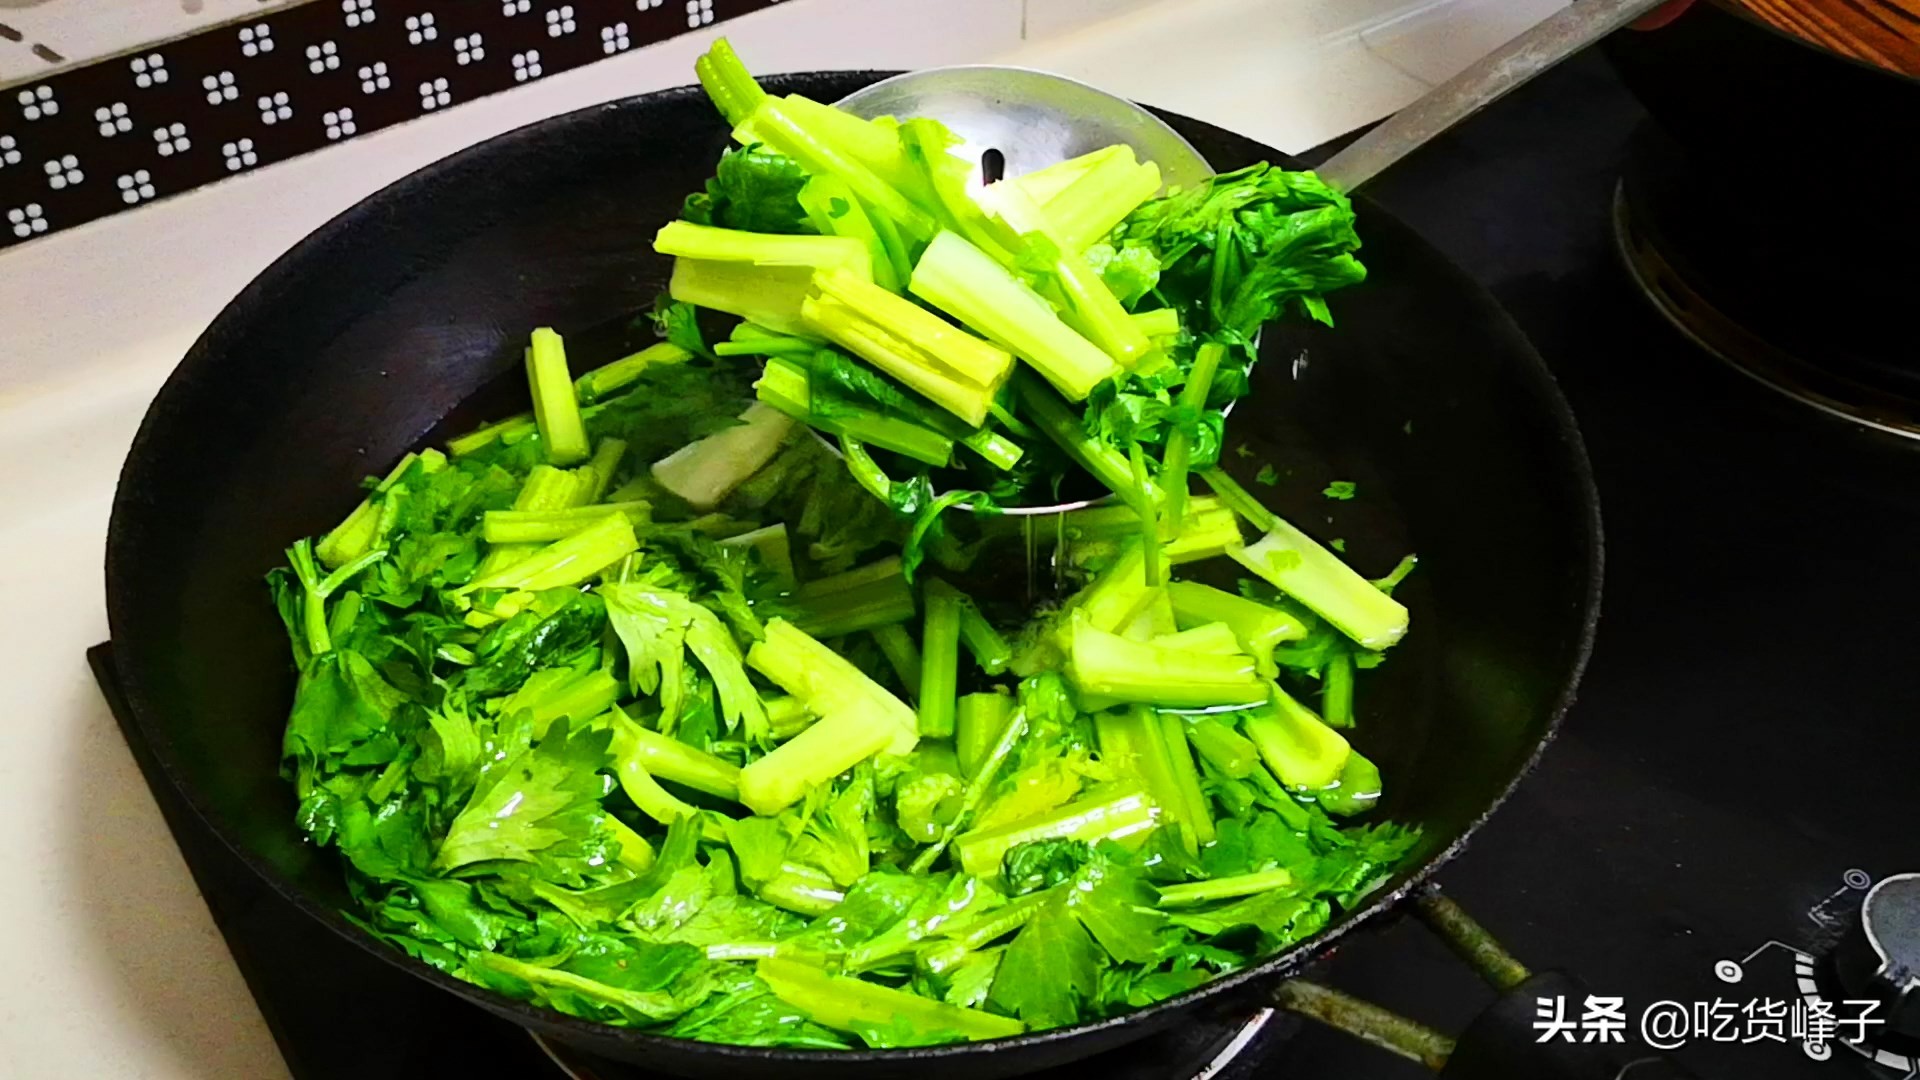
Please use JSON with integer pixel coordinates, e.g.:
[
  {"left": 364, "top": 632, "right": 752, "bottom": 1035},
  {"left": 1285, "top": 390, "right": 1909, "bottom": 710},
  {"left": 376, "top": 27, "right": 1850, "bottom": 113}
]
[{"left": 104, "top": 73, "right": 1601, "bottom": 1079}]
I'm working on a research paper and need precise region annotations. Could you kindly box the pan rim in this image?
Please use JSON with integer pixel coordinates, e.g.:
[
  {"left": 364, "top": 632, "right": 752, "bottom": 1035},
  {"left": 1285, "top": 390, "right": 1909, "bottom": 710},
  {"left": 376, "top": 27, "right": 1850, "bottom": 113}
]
[{"left": 103, "top": 72, "right": 1604, "bottom": 1066}]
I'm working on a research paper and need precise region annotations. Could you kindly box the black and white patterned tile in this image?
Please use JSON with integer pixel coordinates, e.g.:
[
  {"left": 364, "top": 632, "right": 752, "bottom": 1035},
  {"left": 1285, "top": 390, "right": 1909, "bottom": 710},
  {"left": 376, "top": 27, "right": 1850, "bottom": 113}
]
[{"left": 0, "top": 0, "right": 780, "bottom": 251}]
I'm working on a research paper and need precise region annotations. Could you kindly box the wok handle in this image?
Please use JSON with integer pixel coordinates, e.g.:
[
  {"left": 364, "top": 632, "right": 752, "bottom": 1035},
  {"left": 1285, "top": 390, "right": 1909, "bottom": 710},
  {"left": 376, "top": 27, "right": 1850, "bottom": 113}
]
[
  {"left": 1273, "top": 889, "right": 1707, "bottom": 1079},
  {"left": 1314, "top": 0, "right": 1670, "bottom": 192}
]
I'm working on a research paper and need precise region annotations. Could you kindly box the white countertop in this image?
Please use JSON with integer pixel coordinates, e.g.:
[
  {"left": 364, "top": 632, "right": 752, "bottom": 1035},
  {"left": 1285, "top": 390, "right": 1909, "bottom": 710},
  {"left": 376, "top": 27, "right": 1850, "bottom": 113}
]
[{"left": 0, "top": 0, "right": 1559, "bottom": 1074}]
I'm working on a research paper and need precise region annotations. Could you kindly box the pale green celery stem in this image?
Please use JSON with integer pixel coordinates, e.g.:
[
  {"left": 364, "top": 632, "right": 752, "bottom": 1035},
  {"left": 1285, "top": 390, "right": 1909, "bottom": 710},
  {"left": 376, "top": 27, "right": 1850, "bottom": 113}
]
[
  {"left": 1129, "top": 308, "right": 1181, "bottom": 338},
  {"left": 1151, "top": 621, "right": 1240, "bottom": 654},
  {"left": 1161, "top": 343, "right": 1227, "bottom": 527},
  {"left": 908, "top": 707, "right": 1028, "bottom": 875},
  {"left": 1013, "top": 373, "right": 1150, "bottom": 503},
  {"left": 315, "top": 450, "right": 442, "bottom": 567},
  {"left": 801, "top": 296, "right": 998, "bottom": 428},
  {"left": 809, "top": 267, "right": 1013, "bottom": 391},
  {"left": 952, "top": 783, "right": 1159, "bottom": 878},
  {"left": 1095, "top": 706, "right": 1208, "bottom": 851},
  {"left": 654, "top": 221, "right": 872, "bottom": 276},
  {"left": 650, "top": 403, "right": 794, "bottom": 512},
  {"left": 480, "top": 503, "right": 650, "bottom": 545},
  {"left": 614, "top": 714, "right": 741, "bottom": 801},
  {"left": 917, "top": 580, "right": 964, "bottom": 738},
  {"left": 462, "top": 513, "right": 638, "bottom": 593},
  {"left": 1322, "top": 647, "right": 1356, "bottom": 729},
  {"left": 983, "top": 183, "right": 1152, "bottom": 368},
  {"left": 1242, "top": 686, "right": 1351, "bottom": 790},
  {"left": 790, "top": 555, "right": 917, "bottom": 638},
  {"left": 503, "top": 668, "right": 622, "bottom": 738},
  {"left": 958, "top": 427, "right": 1025, "bottom": 471},
  {"left": 1157, "top": 711, "right": 1215, "bottom": 845},
  {"left": 605, "top": 815, "right": 657, "bottom": 873},
  {"left": 673, "top": 258, "right": 817, "bottom": 337},
  {"left": 955, "top": 598, "right": 1011, "bottom": 676},
  {"left": 1229, "top": 518, "right": 1411, "bottom": 650},
  {"left": 579, "top": 437, "right": 628, "bottom": 503},
  {"left": 943, "top": 887, "right": 1054, "bottom": 952},
  {"left": 871, "top": 624, "right": 923, "bottom": 699},
  {"left": 526, "top": 328, "right": 590, "bottom": 466},
  {"left": 1184, "top": 716, "right": 1259, "bottom": 779},
  {"left": 1068, "top": 616, "right": 1266, "bottom": 709},
  {"left": 759, "top": 863, "right": 846, "bottom": 917},
  {"left": 762, "top": 695, "right": 816, "bottom": 740},
  {"left": 447, "top": 415, "right": 535, "bottom": 458},
  {"left": 1157, "top": 868, "right": 1294, "bottom": 907},
  {"left": 954, "top": 691, "right": 1014, "bottom": 780},
  {"left": 907, "top": 230, "right": 1118, "bottom": 401},
  {"left": 612, "top": 751, "right": 701, "bottom": 827},
  {"left": 1043, "top": 152, "right": 1161, "bottom": 251},
  {"left": 1200, "top": 468, "right": 1278, "bottom": 532},
  {"left": 798, "top": 172, "right": 901, "bottom": 292},
  {"left": 736, "top": 709, "right": 894, "bottom": 815},
  {"left": 755, "top": 957, "right": 1026, "bottom": 1041},
  {"left": 740, "top": 99, "right": 937, "bottom": 241},
  {"left": 746, "top": 619, "right": 918, "bottom": 755},
  {"left": 579, "top": 343, "right": 692, "bottom": 403},
  {"left": 694, "top": 38, "right": 766, "bottom": 127},
  {"left": 1008, "top": 145, "right": 1125, "bottom": 205},
  {"left": 1128, "top": 442, "right": 1162, "bottom": 586}
]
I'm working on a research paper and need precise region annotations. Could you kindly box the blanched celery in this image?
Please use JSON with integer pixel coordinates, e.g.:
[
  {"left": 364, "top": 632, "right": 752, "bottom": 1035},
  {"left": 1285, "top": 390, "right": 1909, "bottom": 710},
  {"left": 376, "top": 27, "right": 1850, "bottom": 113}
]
[
  {"left": 955, "top": 690, "right": 1015, "bottom": 779},
  {"left": 1231, "top": 517, "right": 1410, "bottom": 651},
  {"left": 650, "top": 403, "right": 794, "bottom": 511},
  {"left": 460, "top": 513, "right": 638, "bottom": 593},
  {"left": 1242, "top": 685, "right": 1351, "bottom": 790},
  {"left": 789, "top": 556, "right": 917, "bottom": 638},
  {"left": 612, "top": 711, "right": 742, "bottom": 802},
  {"left": 1042, "top": 147, "right": 1162, "bottom": 251},
  {"left": 1067, "top": 615, "right": 1267, "bottom": 709},
  {"left": 755, "top": 957, "right": 1025, "bottom": 1042},
  {"left": 526, "top": 328, "right": 590, "bottom": 466},
  {"left": 909, "top": 231, "right": 1119, "bottom": 401},
  {"left": 798, "top": 173, "right": 902, "bottom": 292},
  {"left": 654, "top": 220, "right": 872, "bottom": 277},
  {"left": 480, "top": 502, "right": 650, "bottom": 545},
  {"left": 917, "top": 580, "right": 964, "bottom": 738},
  {"left": 953, "top": 783, "right": 1159, "bottom": 878}
]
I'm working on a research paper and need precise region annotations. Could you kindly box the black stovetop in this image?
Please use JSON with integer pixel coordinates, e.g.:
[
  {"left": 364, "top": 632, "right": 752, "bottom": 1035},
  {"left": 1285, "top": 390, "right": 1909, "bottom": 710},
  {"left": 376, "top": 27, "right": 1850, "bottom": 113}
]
[{"left": 93, "top": 50, "right": 1920, "bottom": 1080}]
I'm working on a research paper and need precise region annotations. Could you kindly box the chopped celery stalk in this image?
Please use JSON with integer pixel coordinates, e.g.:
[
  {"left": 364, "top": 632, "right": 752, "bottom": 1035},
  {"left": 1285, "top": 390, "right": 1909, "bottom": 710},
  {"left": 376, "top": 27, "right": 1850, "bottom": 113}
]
[
  {"left": 789, "top": 555, "right": 917, "bottom": 637},
  {"left": 1119, "top": 587, "right": 1177, "bottom": 642},
  {"left": 460, "top": 513, "right": 638, "bottom": 593},
  {"left": 1230, "top": 517, "right": 1411, "bottom": 650},
  {"left": 1014, "top": 373, "right": 1152, "bottom": 503},
  {"left": 756, "top": 356, "right": 956, "bottom": 467},
  {"left": 798, "top": 172, "right": 901, "bottom": 293},
  {"left": 498, "top": 667, "right": 622, "bottom": 738},
  {"left": 1166, "top": 580, "right": 1307, "bottom": 672},
  {"left": 1150, "top": 621, "right": 1242, "bottom": 655},
  {"left": 756, "top": 957, "right": 1026, "bottom": 1042},
  {"left": 746, "top": 618, "right": 918, "bottom": 756},
  {"left": 578, "top": 437, "right": 628, "bottom": 503},
  {"left": 1012, "top": 540, "right": 1155, "bottom": 677},
  {"left": 526, "top": 328, "right": 590, "bottom": 466},
  {"left": 895, "top": 119, "right": 1022, "bottom": 264},
  {"left": 1007, "top": 145, "right": 1127, "bottom": 205},
  {"left": 1161, "top": 343, "right": 1226, "bottom": 526},
  {"left": 480, "top": 503, "right": 650, "bottom": 545},
  {"left": 519, "top": 463, "right": 593, "bottom": 510},
  {"left": 448, "top": 414, "right": 535, "bottom": 457},
  {"left": 1243, "top": 686, "right": 1351, "bottom": 790},
  {"left": 694, "top": 38, "right": 766, "bottom": 127},
  {"left": 1200, "top": 468, "right": 1278, "bottom": 532},
  {"left": 955, "top": 597, "right": 1012, "bottom": 675},
  {"left": 955, "top": 691, "right": 1015, "bottom": 779},
  {"left": 1128, "top": 442, "right": 1161, "bottom": 584},
  {"left": 917, "top": 580, "right": 964, "bottom": 738},
  {"left": 959, "top": 427, "right": 1025, "bottom": 471},
  {"left": 1156, "top": 868, "right": 1294, "bottom": 907},
  {"left": 650, "top": 403, "right": 794, "bottom": 511},
  {"left": 774, "top": 95, "right": 913, "bottom": 189},
  {"left": 612, "top": 751, "right": 702, "bottom": 827},
  {"left": 1067, "top": 614, "right": 1267, "bottom": 708},
  {"left": 1095, "top": 708, "right": 1208, "bottom": 851},
  {"left": 763, "top": 695, "right": 817, "bottom": 740},
  {"left": 909, "top": 705, "right": 1028, "bottom": 875},
  {"left": 1059, "top": 498, "right": 1237, "bottom": 570},
  {"left": 977, "top": 183, "right": 1154, "bottom": 369},
  {"left": 909, "top": 231, "right": 1120, "bottom": 401},
  {"left": 654, "top": 220, "right": 872, "bottom": 278},
  {"left": 953, "top": 784, "right": 1159, "bottom": 878},
  {"left": 1158, "top": 710, "right": 1215, "bottom": 845},
  {"left": 1184, "top": 716, "right": 1259, "bottom": 778},
  {"left": 870, "top": 623, "right": 923, "bottom": 699},
  {"left": 736, "top": 709, "right": 894, "bottom": 816},
  {"left": 612, "top": 713, "right": 742, "bottom": 802},
  {"left": 316, "top": 450, "right": 444, "bottom": 567},
  {"left": 759, "top": 863, "right": 846, "bottom": 916},
  {"left": 671, "top": 259, "right": 817, "bottom": 337},
  {"left": 1322, "top": 647, "right": 1356, "bottom": 729},
  {"left": 737, "top": 98, "right": 938, "bottom": 242},
  {"left": 1042, "top": 149, "right": 1162, "bottom": 251},
  {"left": 800, "top": 316, "right": 998, "bottom": 429},
  {"left": 1317, "top": 749, "right": 1382, "bottom": 817},
  {"left": 606, "top": 815, "right": 657, "bottom": 873},
  {"left": 1129, "top": 308, "right": 1181, "bottom": 339},
  {"left": 717, "top": 523, "right": 797, "bottom": 590},
  {"left": 811, "top": 266, "right": 1014, "bottom": 393},
  {"left": 579, "top": 343, "right": 693, "bottom": 403}
]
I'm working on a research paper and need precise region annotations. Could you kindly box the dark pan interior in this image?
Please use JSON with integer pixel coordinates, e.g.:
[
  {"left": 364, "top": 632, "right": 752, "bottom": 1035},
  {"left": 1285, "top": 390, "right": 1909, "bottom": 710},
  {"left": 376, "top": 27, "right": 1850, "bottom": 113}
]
[{"left": 105, "top": 73, "right": 1600, "bottom": 1078}]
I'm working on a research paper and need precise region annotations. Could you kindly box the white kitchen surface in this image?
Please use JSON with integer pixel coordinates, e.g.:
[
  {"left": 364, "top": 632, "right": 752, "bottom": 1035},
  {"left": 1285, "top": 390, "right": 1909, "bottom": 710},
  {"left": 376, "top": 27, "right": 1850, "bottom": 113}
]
[{"left": 0, "top": 0, "right": 1562, "bottom": 1075}]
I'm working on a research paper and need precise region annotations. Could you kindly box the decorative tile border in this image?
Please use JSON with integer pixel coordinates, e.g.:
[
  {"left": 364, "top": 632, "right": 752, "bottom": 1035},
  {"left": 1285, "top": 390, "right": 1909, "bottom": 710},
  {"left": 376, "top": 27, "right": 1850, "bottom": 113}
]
[{"left": 0, "top": 0, "right": 779, "bottom": 252}]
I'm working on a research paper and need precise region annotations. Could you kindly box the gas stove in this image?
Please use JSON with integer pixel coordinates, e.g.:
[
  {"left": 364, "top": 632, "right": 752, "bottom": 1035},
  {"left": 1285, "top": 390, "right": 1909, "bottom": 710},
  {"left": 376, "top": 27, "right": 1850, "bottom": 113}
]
[{"left": 91, "top": 49, "right": 1920, "bottom": 1080}]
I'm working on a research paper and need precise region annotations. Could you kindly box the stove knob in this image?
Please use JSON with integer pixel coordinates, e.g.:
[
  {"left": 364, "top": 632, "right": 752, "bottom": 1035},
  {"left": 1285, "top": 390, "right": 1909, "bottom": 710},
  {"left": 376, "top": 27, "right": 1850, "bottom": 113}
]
[{"left": 1831, "top": 873, "right": 1920, "bottom": 1042}]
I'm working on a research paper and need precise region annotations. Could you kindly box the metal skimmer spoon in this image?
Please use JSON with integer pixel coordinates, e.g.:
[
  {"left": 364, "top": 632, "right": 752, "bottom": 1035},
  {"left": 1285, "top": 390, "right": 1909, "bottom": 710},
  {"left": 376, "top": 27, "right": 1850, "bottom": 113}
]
[{"left": 832, "top": 0, "right": 1666, "bottom": 514}]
